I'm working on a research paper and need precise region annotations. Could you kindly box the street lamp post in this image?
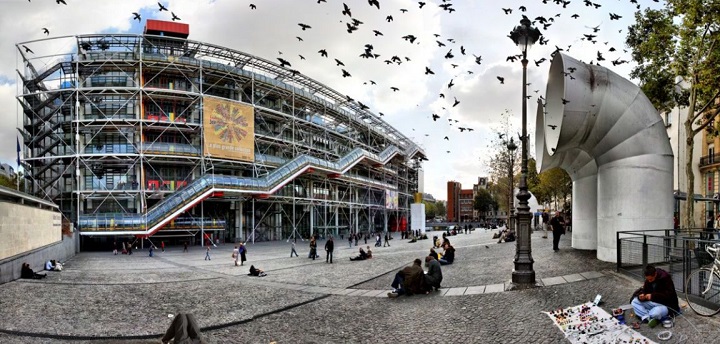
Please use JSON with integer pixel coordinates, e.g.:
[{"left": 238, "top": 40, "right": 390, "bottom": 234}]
[
  {"left": 509, "top": 17, "right": 541, "bottom": 287},
  {"left": 507, "top": 138, "right": 517, "bottom": 231}
]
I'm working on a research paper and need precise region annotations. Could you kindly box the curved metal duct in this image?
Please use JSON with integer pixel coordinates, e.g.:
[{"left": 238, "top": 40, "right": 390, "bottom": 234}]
[{"left": 537, "top": 53, "right": 673, "bottom": 262}]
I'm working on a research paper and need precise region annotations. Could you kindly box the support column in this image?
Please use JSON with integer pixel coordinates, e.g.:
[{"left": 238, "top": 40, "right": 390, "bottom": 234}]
[
  {"left": 251, "top": 198, "right": 255, "bottom": 244},
  {"left": 310, "top": 204, "right": 314, "bottom": 238}
]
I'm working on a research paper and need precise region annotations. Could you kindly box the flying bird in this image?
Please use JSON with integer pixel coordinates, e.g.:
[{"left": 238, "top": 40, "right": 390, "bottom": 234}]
[
  {"left": 250, "top": 4, "right": 256, "bottom": 9},
  {"left": 402, "top": 35, "right": 417, "bottom": 43},
  {"left": 373, "top": 30, "right": 383, "bottom": 36},
  {"left": 158, "top": 2, "right": 167, "bottom": 11},
  {"left": 171, "top": 12, "right": 180, "bottom": 21},
  {"left": 277, "top": 58, "right": 291, "bottom": 68},
  {"left": 452, "top": 97, "right": 460, "bottom": 107},
  {"left": 56, "top": 0, "right": 66, "bottom": 4},
  {"left": 424, "top": 67, "right": 434, "bottom": 75},
  {"left": 318, "top": 49, "right": 328, "bottom": 57},
  {"left": 418, "top": 2, "right": 426, "bottom": 8},
  {"left": 390, "top": 87, "right": 399, "bottom": 92},
  {"left": 42, "top": 28, "right": 49, "bottom": 35},
  {"left": 444, "top": 136, "right": 449, "bottom": 140},
  {"left": 335, "top": 59, "right": 345, "bottom": 66},
  {"left": 432, "top": 114, "right": 440, "bottom": 121},
  {"left": 23, "top": 45, "right": 34, "bottom": 54},
  {"left": 400, "top": 8, "right": 408, "bottom": 13},
  {"left": 609, "top": 13, "right": 622, "bottom": 20},
  {"left": 447, "top": 79, "right": 454, "bottom": 89},
  {"left": 132, "top": 12, "right": 141, "bottom": 21},
  {"left": 561, "top": 98, "right": 570, "bottom": 104},
  {"left": 368, "top": 0, "right": 380, "bottom": 10},
  {"left": 497, "top": 76, "right": 505, "bottom": 84},
  {"left": 460, "top": 46, "right": 466, "bottom": 55},
  {"left": 444, "top": 49, "right": 454, "bottom": 59},
  {"left": 473, "top": 54, "right": 482, "bottom": 65},
  {"left": 548, "top": 124, "right": 557, "bottom": 130},
  {"left": 298, "top": 23, "right": 311, "bottom": 30},
  {"left": 299, "top": 55, "right": 305, "bottom": 60},
  {"left": 502, "top": 8, "right": 512, "bottom": 14},
  {"left": 342, "top": 3, "right": 352, "bottom": 17},
  {"left": 341, "top": 69, "right": 351, "bottom": 77},
  {"left": 386, "top": 15, "right": 393, "bottom": 22}
]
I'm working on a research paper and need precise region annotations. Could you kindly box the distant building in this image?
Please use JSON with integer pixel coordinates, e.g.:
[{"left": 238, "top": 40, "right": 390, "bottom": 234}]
[
  {"left": 447, "top": 181, "right": 461, "bottom": 222},
  {"left": 422, "top": 193, "right": 436, "bottom": 203},
  {"left": 472, "top": 177, "right": 488, "bottom": 220},
  {"left": 459, "top": 189, "right": 474, "bottom": 222},
  {"left": 0, "top": 164, "right": 15, "bottom": 179}
]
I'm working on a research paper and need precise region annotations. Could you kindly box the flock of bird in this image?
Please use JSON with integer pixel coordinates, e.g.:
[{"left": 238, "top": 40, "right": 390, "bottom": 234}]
[{"left": 21, "top": 0, "right": 656, "bottom": 155}]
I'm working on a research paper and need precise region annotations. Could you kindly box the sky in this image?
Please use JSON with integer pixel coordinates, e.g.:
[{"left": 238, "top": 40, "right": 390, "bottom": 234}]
[{"left": 0, "top": 0, "right": 664, "bottom": 201}]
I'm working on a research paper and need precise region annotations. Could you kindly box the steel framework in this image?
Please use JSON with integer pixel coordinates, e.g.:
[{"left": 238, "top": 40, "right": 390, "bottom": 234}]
[{"left": 16, "top": 31, "right": 425, "bottom": 247}]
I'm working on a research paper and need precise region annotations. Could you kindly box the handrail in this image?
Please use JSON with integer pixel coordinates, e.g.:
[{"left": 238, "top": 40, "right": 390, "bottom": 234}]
[{"left": 79, "top": 144, "right": 408, "bottom": 236}]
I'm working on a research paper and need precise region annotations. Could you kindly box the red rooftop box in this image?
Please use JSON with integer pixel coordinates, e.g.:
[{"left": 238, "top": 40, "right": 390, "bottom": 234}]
[{"left": 144, "top": 20, "right": 189, "bottom": 38}]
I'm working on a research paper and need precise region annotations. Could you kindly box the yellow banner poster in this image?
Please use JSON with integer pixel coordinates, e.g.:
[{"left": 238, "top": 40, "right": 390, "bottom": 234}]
[{"left": 203, "top": 96, "right": 255, "bottom": 162}]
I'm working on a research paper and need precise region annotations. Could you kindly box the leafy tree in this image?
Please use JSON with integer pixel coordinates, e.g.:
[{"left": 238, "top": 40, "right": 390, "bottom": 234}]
[
  {"left": 0, "top": 173, "right": 24, "bottom": 191},
  {"left": 473, "top": 188, "right": 497, "bottom": 218},
  {"left": 485, "top": 111, "right": 519, "bottom": 218},
  {"left": 423, "top": 201, "right": 436, "bottom": 219},
  {"left": 539, "top": 168, "right": 572, "bottom": 210},
  {"left": 435, "top": 200, "right": 446, "bottom": 217},
  {"left": 527, "top": 158, "right": 551, "bottom": 206},
  {"left": 626, "top": 2, "right": 720, "bottom": 228}
]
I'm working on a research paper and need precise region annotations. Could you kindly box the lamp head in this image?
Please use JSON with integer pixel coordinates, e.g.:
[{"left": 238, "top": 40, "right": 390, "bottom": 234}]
[
  {"left": 509, "top": 17, "right": 542, "bottom": 54},
  {"left": 507, "top": 137, "right": 518, "bottom": 152}
]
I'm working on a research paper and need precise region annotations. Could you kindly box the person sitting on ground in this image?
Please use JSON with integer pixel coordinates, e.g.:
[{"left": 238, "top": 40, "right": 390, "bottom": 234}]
[
  {"left": 46, "top": 260, "right": 63, "bottom": 271},
  {"left": 21, "top": 263, "right": 46, "bottom": 279},
  {"left": 388, "top": 258, "right": 426, "bottom": 298},
  {"left": 350, "top": 247, "right": 368, "bottom": 261},
  {"left": 438, "top": 243, "right": 455, "bottom": 265},
  {"left": 429, "top": 248, "right": 440, "bottom": 261},
  {"left": 248, "top": 265, "right": 267, "bottom": 277},
  {"left": 631, "top": 264, "right": 680, "bottom": 328},
  {"left": 366, "top": 246, "right": 373, "bottom": 259},
  {"left": 45, "top": 260, "right": 54, "bottom": 271},
  {"left": 497, "top": 228, "right": 515, "bottom": 243},
  {"left": 424, "top": 255, "right": 443, "bottom": 291},
  {"left": 161, "top": 313, "right": 205, "bottom": 344}
]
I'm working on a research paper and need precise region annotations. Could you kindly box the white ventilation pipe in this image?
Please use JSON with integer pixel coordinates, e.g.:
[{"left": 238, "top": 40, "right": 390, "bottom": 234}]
[{"left": 537, "top": 53, "right": 673, "bottom": 262}]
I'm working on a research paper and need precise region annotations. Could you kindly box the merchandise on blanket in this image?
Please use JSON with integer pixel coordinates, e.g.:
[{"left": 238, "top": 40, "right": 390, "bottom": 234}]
[{"left": 544, "top": 302, "right": 656, "bottom": 344}]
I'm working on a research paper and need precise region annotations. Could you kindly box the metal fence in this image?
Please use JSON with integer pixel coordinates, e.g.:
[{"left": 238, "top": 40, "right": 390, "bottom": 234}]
[{"left": 617, "top": 229, "right": 719, "bottom": 309}]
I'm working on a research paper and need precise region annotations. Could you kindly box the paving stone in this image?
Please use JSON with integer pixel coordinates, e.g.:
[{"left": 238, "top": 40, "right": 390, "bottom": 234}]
[
  {"left": 541, "top": 276, "right": 566, "bottom": 286},
  {"left": 360, "top": 289, "right": 386, "bottom": 297},
  {"left": 484, "top": 283, "right": 505, "bottom": 294},
  {"left": 345, "top": 289, "right": 367, "bottom": 296},
  {"left": 444, "top": 287, "right": 467, "bottom": 296},
  {"left": 464, "top": 286, "right": 486, "bottom": 295},
  {"left": 580, "top": 271, "right": 605, "bottom": 280},
  {"left": 562, "top": 273, "right": 586, "bottom": 283},
  {"left": 436, "top": 287, "right": 450, "bottom": 296}
]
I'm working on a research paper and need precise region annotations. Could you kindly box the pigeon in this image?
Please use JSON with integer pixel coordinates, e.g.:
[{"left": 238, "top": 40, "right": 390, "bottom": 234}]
[
  {"left": 497, "top": 76, "right": 505, "bottom": 84},
  {"left": 373, "top": 30, "right": 383, "bottom": 36},
  {"left": 335, "top": 59, "right": 345, "bottom": 66},
  {"left": 548, "top": 124, "right": 557, "bottom": 130},
  {"left": 341, "top": 69, "right": 351, "bottom": 77},
  {"left": 502, "top": 8, "right": 512, "bottom": 14},
  {"left": 342, "top": 3, "right": 352, "bottom": 17},
  {"left": 277, "top": 58, "right": 291, "bottom": 68},
  {"left": 390, "top": 87, "right": 399, "bottom": 92},
  {"left": 56, "top": 0, "right": 66, "bottom": 4},
  {"left": 444, "top": 136, "right": 449, "bottom": 140},
  {"left": 298, "top": 23, "right": 311, "bottom": 30},
  {"left": 368, "top": 0, "right": 380, "bottom": 10},
  {"left": 447, "top": 79, "right": 454, "bottom": 89},
  {"left": 171, "top": 12, "right": 180, "bottom": 21},
  {"left": 132, "top": 12, "right": 141, "bottom": 21},
  {"left": 386, "top": 15, "right": 393, "bottom": 22},
  {"left": 318, "top": 49, "right": 328, "bottom": 57},
  {"left": 250, "top": 4, "right": 256, "bottom": 9},
  {"left": 158, "top": 2, "right": 168, "bottom": 11},
  {"left": 609, "top": 13, "right": 622, "bottom": 20},
  {"left": 561, "top": 98, "right": 570, "bottom": 104},
  {"left": 432, "top": 114, "right": 440, "bottom": 121},
  {"left": 23, "top": 45, "right": 34, "bottom": 54},
  {"left": 42, "top": 28, "right": 50, "bottom": 35},
  {"left": 418, "top": 2, "right": 426, "bottom": 8},
  {"left": 424, "top": 67, "right": 434, "bottom": 75},
  {"left": 452, "top": 97, "right": 460, "bottom": 107}
]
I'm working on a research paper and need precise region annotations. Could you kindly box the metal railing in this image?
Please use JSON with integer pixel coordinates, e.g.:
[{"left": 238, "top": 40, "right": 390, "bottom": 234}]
[
  {"left": 617, "top": 228, "right": 720, "bottom": 309},
  {"left": 700, "top": 154, "right": 720, "bottom": 167}
]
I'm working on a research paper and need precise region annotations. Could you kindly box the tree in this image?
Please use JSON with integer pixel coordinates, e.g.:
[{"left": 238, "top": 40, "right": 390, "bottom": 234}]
[
  {"left": 423, "top": 201, "right": 437, "bottom": 219},
  {"left": 626, "top": 2, "right": 720, "bottom": 228},
  {"left": 527, "top": 158, "right": 551, "bottom": 206},
  {"left": 539, "top": 168, "right": 572, "bottom": 210},
  {"left": 473, "top": 188, "right": 497, "bottom": 219},
  {"left": 435, "top": 200, "right": 446, "bottom": 218},
  {"left": 484, "top": 111, "right": 519, "bottom": 218}
]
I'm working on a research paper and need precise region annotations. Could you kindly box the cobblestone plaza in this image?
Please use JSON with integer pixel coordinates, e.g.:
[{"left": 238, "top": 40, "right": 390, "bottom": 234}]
[{"left": 1, "top": 229, "right": 719, "bottom": 343}]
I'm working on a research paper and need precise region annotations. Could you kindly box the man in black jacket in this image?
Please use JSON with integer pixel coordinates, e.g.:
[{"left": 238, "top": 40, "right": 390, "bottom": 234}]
[
  {"left": 549, "top": 211, "right": 565, "bottom": 251},
  {"left": 631, "top": 265, "right": 679, "bottom": 328},
  {"left": 325, "top": 236, "right": 334, "bottom": 264}
]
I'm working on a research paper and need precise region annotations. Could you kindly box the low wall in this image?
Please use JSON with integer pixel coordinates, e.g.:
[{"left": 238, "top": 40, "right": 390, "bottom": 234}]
[{"left": 0, "top": 235, "right": 77, "bottom": 284}]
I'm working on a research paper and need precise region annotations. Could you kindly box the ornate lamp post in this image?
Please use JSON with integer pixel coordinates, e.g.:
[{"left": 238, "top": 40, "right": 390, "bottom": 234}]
[
  {"left": 507, "top": 138, "right": 517, "bottom": 231},
  {"left": 509, "top": 17, "right": 541, "bottom": 287}
]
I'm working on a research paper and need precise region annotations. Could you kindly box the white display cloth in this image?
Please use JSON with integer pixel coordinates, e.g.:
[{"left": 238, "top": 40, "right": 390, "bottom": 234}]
[{"left": 543, "top": 302, "right": 656, "bottom": 344}]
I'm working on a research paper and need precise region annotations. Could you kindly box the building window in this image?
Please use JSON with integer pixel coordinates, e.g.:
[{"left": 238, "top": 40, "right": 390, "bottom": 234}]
[
  {"left": 708, "top": 172, "right": 714, "bottom": 195},
  {"left": 664, "top": 111, "right": 672, "bottom": 126},
  {"left": 709, "top": 144, "right": 715, "bottom": 164}
]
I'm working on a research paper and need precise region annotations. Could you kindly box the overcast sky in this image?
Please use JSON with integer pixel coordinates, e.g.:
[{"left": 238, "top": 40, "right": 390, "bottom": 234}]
[{"left": 0, "top": 0, "right": 663, "bottom": 200}]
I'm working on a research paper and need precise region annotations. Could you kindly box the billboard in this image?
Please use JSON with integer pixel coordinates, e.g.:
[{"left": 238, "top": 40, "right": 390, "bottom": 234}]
[
  {"left": 385, "top": 190, "right": 399, "bottom": 210},
  {"left": 203, "top": 96, "right": 254, "bottom": 162}
]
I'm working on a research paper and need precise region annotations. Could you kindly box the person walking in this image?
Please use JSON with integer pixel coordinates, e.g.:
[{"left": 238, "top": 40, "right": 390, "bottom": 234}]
[
  {"left": 232, "top": 246, "right": 240, "bottom": 266},
  {"left": 238, "top": 242, "right": 247, "bottom": 266},
  {"left": 149, "top": 245, "right": 154, "bottom": 257},
  {"left": 383, "top": 232, "right": 391, "bottom": 247},
  {"left": 325, "top": 236, "right": 334, "bottom": 263},
  {"left": 290, "top": 242, "right": 298, "bottom": 257},
  {"left": 112, "top": 241, "right": 118, "bottom": 255},
  {"left": 183, "top": 241, "right": 188, "bottom": 253},
  {"left": 204, "top": 245, "right": 211, "bottom": 260},
  {"left": 348, "top": 234, "right": 353, "bottom": 248},
  {"left": 160, "top": 241, "right": 165, "bottom": 252},
  {"left": 541, "top": 211, "right": 549, "bottom": 239},
  {"left": 310, "top": 236, "right": 317, "bottom": 260},
  {"left": 550, "top": 211, "right": 566, "bottom": 252}
]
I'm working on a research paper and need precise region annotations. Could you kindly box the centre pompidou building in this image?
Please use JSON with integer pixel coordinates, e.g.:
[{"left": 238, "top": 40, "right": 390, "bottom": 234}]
[{"left": 17, "top": 20, "right": 425, "bottom": 248}]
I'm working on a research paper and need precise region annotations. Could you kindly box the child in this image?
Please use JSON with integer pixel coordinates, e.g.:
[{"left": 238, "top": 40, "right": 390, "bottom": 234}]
[{"left": 204, "top": 245, "right": 211, "bottom": 260}]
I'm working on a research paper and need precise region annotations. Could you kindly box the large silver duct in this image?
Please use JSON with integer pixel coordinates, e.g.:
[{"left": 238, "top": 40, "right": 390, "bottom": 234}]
[{"left": 536, "top": 53, "right": 673, "bottom": 262}]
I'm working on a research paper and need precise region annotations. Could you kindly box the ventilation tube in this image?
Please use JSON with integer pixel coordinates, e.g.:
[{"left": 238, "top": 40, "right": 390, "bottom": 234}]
[{"left": 536, "top": 53, "right": 673, "bottom": 262}]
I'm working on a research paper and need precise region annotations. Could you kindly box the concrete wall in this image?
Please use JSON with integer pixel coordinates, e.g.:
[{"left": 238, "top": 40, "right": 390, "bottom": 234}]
[
  {"left": 0, "top": 236, "right": 77, "bottom": 284},
  {"left": 0, "top": 201, "right": 77, "bottom": 284},
  {"left": 0, "top": 201, "right": 62, "bottom": 260}
]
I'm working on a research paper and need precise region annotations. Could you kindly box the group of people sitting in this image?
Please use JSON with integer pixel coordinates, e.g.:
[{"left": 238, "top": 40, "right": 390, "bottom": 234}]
[
  {"left": 387, "top": 254, "right": 443, "bottom": 297},
  {"left": 349, "top": 246, "right": 373, "bottom": 261},
  {"left": 429, "top": 239, "right": 455, "bottom": 265},
  {"left": 494, "top": 227, "right": 516, "bottom": 243}
]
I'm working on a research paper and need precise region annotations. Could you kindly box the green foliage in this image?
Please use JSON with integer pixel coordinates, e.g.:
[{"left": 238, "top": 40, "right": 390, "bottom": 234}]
[
  {"left": 0, "top": 173, "right": 23, "bottom": 190},
  {"left": 423, "top": 201, "right": 436, "bottom": 219},
  {"left": 473, "top": 188, "right": 497, "bottom": 213},
  {"left": 435, "top": 200, "right": 446, "bottom": 217},
  {"left": 626, "top": 0, "right": 720, "bottom": 228},
  {"left": 527, "top": 158, "right": 551, "bottom": 205}
]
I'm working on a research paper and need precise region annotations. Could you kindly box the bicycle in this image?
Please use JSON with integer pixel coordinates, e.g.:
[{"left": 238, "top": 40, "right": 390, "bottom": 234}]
[{"left": 685, "top": 243, "right": 720, "bottom": 316}]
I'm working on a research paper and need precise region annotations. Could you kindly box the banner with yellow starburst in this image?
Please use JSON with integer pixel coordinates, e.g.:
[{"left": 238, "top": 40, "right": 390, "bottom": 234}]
[{"left": 203, "top": 96, "right": 255, "bottom": 162}]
